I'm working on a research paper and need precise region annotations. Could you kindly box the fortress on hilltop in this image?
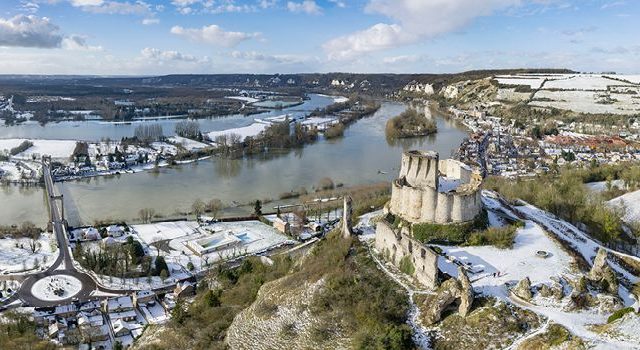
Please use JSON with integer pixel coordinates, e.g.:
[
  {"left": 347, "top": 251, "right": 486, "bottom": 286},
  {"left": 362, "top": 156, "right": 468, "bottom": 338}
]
[
  {"left": 374, "top": 150, "right": 483, "bottom": 289},
  {"left": 389, "top": 150, "right": 483, "bottom": 224}
]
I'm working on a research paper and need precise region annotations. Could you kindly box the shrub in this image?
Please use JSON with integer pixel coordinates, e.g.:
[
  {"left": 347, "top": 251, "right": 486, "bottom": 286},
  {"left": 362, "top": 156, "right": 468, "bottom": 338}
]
[
  {"left": 466, "top": 225, "right": 518, "bottom": 249},
  {"left": 398, "top": 255, "right": 415, "bottom": 275},
  {"left": 607, "top": 307, "right": 634, "bottom": 323},
  {"left": 324, "top": 122, "right": 346, "bottom": 139},
  {"left": 9, "top": 140, "right": 33, "bottom": 156}
]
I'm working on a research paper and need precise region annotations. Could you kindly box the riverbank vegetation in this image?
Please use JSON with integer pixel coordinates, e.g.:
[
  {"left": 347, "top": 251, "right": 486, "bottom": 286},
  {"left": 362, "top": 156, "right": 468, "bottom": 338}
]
[{"left": 385, "top": 108, "right": 437, "bottom": 139}]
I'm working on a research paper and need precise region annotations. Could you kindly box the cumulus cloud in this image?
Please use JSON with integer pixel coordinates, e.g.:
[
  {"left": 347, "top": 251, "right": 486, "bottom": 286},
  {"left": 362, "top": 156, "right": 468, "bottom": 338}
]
[
  {"left": 170, "top": 24, "right": 260, "bottom": 47},
  {"left": 287, "top": 1, "right": 322, "bottom": 14},
  {"left": 324, "top": 0, "right": 522, "bottom": 60},
  {"left": 230, "top": 50, "right": 311, "bottom": 64},
  {"left": 141, "top": 47, "right": 199, "bottom": 62},
  {"left": 0, "top": 15, "right": 63, "bottom": 48}
]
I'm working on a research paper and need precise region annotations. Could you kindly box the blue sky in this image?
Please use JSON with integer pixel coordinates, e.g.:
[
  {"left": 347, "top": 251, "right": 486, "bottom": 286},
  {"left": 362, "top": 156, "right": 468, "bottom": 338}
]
[{"left": 0, "top": 0, "right": 637, "bottom": 75}]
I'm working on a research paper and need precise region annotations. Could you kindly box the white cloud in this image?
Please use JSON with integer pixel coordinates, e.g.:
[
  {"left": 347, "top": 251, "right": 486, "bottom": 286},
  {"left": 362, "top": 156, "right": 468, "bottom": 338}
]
[
  {"left": 69, "top": 0, "right": 104, "bottom": 6},
  {"left": 328, "top": 0, "right": 345, "bottom": 8},
  {"left": 76, "top": 1, "right": 153, "bottom": 15},
  {"left": 142, "top": 18, "right": 159, "bottom": 25},
  {"left": 62, "top": 34, "right": 103, "bottom": 51},
  {"left": 0, "top": 15, "right": 63, "bottom": 48},
  {"left": 170, "top": 24, "right": 260, "bottom": 47},
  {"left": 230, "top": 50, "right": 311, "bottom": 64},
  {"left": 324, "top": 0, "right": 522, "bottom": 59},
  {"left": 141, "top": 47, "right": 199, "bottom": 62},
  {"left": 171, "top": 0, "right": 257, "bottom": 14},
  {"left": 287, "top": 1, "right": 322, "bottom": 14}
]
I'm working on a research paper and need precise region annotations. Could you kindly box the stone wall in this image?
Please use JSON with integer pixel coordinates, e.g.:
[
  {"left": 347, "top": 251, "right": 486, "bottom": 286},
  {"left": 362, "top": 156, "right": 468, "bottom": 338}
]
[
  {"left": 374, "top": 220, "right": 438, "bottom": 288},
  {"left": 389, "top": 150, "right": 482, "bottom": 224}
]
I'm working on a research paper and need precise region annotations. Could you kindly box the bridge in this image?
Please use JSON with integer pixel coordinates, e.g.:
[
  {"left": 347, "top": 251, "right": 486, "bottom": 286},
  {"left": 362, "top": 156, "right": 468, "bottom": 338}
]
[{"left": 1, "top": 158, "right": 195, "bottom": 309}]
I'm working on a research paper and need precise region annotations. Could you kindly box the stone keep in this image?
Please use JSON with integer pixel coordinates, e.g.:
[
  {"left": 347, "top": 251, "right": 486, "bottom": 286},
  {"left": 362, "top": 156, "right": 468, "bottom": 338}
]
[{"left": 389, "top": 150, "right": 482, "bottom": 224}]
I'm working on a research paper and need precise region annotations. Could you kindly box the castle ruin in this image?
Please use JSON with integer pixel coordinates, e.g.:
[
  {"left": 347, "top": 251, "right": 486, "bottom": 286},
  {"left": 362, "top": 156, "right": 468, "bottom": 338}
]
[
  {"left": 375, "top": 150, "right": 483, "bottom": 289},
  {"left": 389, "top": 150, "right": 482, "bottom": 224}
]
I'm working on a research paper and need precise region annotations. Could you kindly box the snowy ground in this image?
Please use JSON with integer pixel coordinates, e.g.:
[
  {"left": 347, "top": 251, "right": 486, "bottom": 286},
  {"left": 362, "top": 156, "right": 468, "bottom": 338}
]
[
  {"left": 543, "top": 74, "right": 635, "bottom": 90},
  {"left": 132, "top": 221, "right": 200, "bottom": 245},
  {"left": 31, "top": 275, "right": 82, "bottom": 301},
  {"left": 14, "top": 139, "right": 77, "bottom": 160},
  {"left": 585, "top": 180, "right": 626, "bottom": 193},
  {"left": 0, "top": 233, "right": 57, "bottom": 273},
  {"left": 530, "top": 90, "right": 640, "bottom": 115},
  {"left": 608, "top": 189, "right": 640, "bottom": 224},
  {"left": 206, "top": 122, "right": 269, "bottom": 142},
  {"left": 168, "top": 136, "right": 210, "bottom": 151},
  {"left": 437, "top": 220, "right": 575, "bottom": 298}
]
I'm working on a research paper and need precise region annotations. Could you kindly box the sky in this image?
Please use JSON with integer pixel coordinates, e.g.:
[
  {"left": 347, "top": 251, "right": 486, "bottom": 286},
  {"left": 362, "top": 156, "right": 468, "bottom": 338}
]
[{"left": 0, "top": 0, "right": 638, "bottom": 75}]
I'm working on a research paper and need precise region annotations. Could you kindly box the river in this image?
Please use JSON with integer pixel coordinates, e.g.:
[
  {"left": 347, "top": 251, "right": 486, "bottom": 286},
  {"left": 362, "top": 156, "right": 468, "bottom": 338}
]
[{"left": 0, "top": 98, "right": 468, "bottom": 226}]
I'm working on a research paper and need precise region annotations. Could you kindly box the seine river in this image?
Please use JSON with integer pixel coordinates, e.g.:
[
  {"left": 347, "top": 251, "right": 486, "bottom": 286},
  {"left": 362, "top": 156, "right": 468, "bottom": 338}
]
[{"left": 0, "top": 97, "right": 468, "bottom": 226}]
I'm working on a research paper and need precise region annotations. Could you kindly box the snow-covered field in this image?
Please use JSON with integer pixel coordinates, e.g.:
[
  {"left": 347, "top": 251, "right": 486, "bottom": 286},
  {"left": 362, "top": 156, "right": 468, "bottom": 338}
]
[
  {"left": 605, "top": 75, "right": 640, "bottom": 85},
  {"left": 15, "top": 139, "right": 77, "bottom": 160},
  {"left": 530, "top": 90, "right": 640, "bottom": 115},
  {"left": 608, "top": 189, "right": 640, "bottom": 223},
  {"left": 168, "top": 136, "right": 210, "bottom": 151},
  {"left": 31, "top": 275, "right": 82, "bottom": 301},
  {"left": 0, "top": 139, "right": 24, "bottom": 153},
  {"left": 0, "top": 233, "right": 57, "bottom": 273},
  {"left": 206, "top": 122, "right": 269, "bottom": 142},
  {"left": 132, "top": 221, "right": 200, "bottom": 245},
  {"left": 543, "top": 74, "right": 635, "bottom": 91},
  {"left": 496, "top": 88, "right": 531, "bottom": 102}
]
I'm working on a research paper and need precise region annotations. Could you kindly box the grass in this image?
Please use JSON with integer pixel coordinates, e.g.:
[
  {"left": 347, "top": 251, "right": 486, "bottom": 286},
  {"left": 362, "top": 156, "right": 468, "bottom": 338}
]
[
  {"left": 465, "top": 221, "right": 524, "bottom": 249},
  {"left": 518, "top": 323, "right": 585, "bottom": 350},
  {"left": 607, "top": 307, "right": 635, "bottom": 323},
  {"left": 411, "top": 210, "right": 489, "bottom": 245}
]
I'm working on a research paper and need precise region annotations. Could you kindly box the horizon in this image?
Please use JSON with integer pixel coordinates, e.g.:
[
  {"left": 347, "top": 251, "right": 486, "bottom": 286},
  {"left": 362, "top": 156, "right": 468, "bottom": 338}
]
[{"left": 0, "top": 1, "right": 638, "bottom": 75}]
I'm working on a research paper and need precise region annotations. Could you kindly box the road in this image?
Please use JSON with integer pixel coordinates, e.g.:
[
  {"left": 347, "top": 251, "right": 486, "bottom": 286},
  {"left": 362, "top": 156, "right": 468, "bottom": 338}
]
[{"left": 0, "top": 160, "right": 196, "bottom": 309}]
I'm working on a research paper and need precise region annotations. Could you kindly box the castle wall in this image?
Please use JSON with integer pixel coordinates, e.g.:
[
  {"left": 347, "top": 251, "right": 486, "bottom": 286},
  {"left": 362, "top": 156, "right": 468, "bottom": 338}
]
[
  {"left": 374, "top": 220, "right": 438, "bottom": 288},
  {"left": 390, "top": 151, "right": 482, "bottom": 225},
  {"left": 400, "top": 151, "right": 439, "bottom": 189},
  {"left": 439, "top": 159, "right": 473, "bottom": 184}
]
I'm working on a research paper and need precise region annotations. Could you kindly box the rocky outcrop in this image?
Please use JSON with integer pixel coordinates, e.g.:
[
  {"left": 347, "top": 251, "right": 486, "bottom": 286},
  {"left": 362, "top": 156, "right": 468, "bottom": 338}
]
[
  {"left": 513, "top": 277, "right": 533, "bottom": 301},
  {"left": 423, "top": 267, "right": 474, "bottom": 325},
  {"left": 588, "top": 248, "right": 618, "bottom": 295}
]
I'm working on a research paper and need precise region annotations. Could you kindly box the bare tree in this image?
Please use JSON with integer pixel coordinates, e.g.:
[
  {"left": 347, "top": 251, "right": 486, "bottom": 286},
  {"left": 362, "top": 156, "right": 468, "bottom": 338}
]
[
  {"left": 192, "top": 199, "right": 206, "bottom": 219},
  {"left": 207, "top": 198, "right": 223, "bottom": 219},
  {"left": 139, "top": 208, "right": 156, "bottom": 223}
]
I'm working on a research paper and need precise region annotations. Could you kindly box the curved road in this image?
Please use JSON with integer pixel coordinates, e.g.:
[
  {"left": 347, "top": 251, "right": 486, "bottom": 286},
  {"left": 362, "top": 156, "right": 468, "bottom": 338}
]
[{"left": 2, "top": 160, "right": 197, "bottom": 309}]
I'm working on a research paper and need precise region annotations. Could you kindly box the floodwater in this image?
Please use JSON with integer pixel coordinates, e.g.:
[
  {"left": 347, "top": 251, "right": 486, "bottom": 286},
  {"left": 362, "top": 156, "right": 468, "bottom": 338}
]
[{"left": 0, "top": 98, "right": 468, "bottom": 227}]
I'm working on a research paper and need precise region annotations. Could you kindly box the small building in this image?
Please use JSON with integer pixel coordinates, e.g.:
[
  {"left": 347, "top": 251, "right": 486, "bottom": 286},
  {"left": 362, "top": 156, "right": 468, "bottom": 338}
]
[
  {"left": 112, "top": 319, "right": 132, "bottom": 337},
  {"left": 174, "top": 282, "right": 195, "bottom": 299},
  {"left": 107, "top": 225, "right": 125, "bottom": 237},
  {"left": 132, "top": 290, "right": 156, "bottom": 307},
  {"left": 84, "top": 227, "right": 100, "bottom": 241},
  {"left": 272, "top": 217, "right": 290, "bottom": 235}
]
